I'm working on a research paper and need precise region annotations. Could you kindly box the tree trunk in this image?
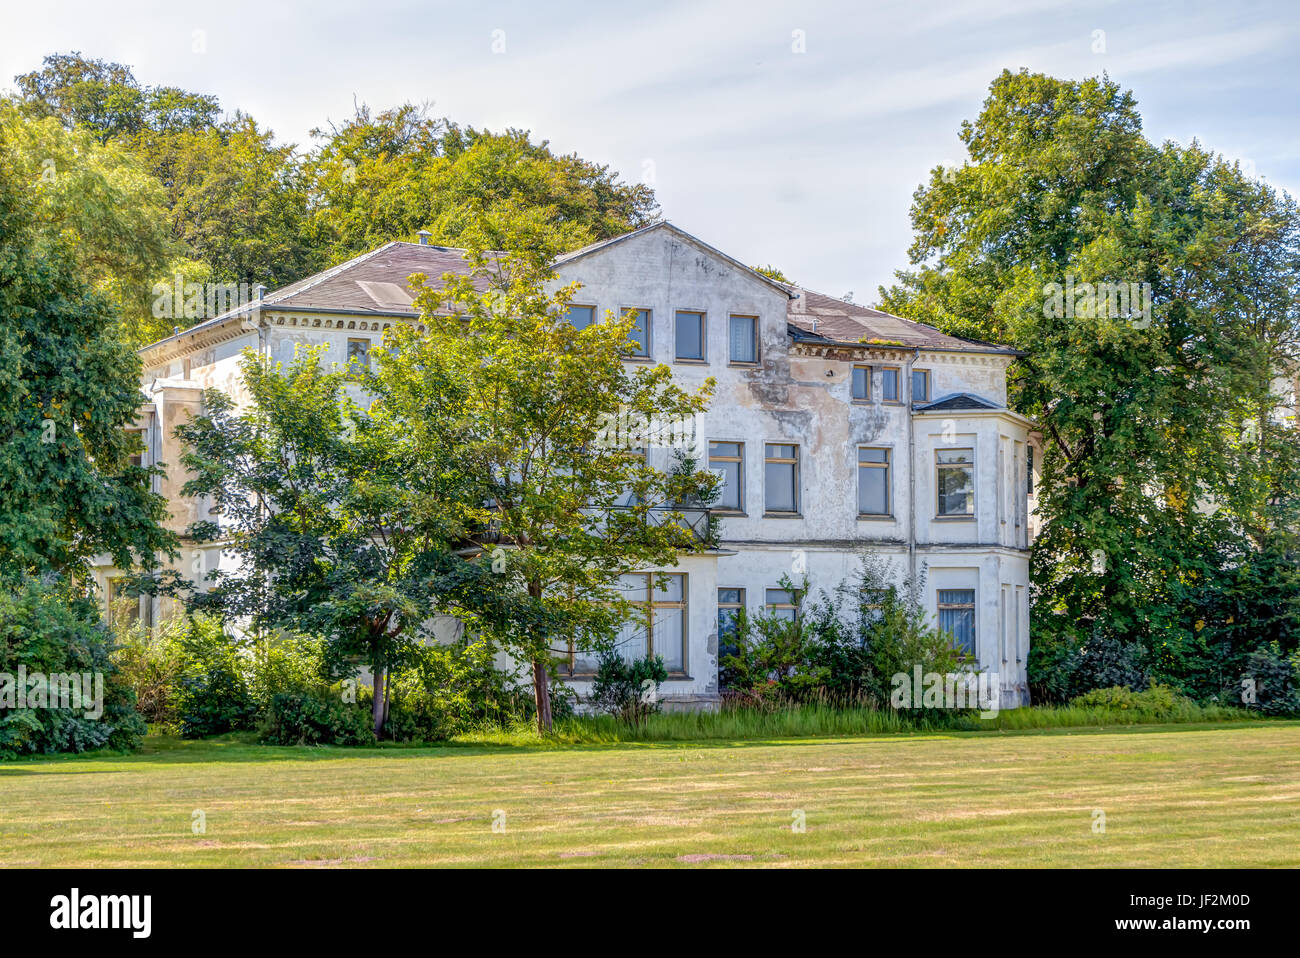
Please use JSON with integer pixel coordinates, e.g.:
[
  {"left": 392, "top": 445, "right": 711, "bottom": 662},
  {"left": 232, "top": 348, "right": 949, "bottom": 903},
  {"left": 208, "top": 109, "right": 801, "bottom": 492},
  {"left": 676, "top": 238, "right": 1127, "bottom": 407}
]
[
  {"left": 532, "top": 658, "right": 553, "bottom": 734},
  {"left": 372, "top": 666, "right": 386, "bottom": 739}
]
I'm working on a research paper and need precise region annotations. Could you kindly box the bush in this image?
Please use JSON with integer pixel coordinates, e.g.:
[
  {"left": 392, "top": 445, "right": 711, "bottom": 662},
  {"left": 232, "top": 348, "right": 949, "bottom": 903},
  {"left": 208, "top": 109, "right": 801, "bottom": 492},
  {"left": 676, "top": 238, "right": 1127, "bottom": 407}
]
[
  {"left": 0, "top": 578, "right": 146, "bottom": 759},
  {"left": 382, "top": 640, "right": 536, "bottom": 742},
  {"left": 113, "top": 620, "right": 186, "bottom": 730},
  {"left": 589, "top": 651, "right": 669, "bottom": 726},
  {"left": 721, "top": 559, "right": 976, "bottom": 713},
  {"left": 173, "top": 617, "right": 257, "bottom": 738},
  {"left": 260, "top": 689, "right": 376, "bottom": 746},
  {"left": 1030, "top": 629, "right": 1149, "bottom": 704},
  {"left": 1236, "top": 643, "right": 1300, "bottom": 716},
  {"left": 1070, "top": 684, "right": 1194, "bottom": 718}
]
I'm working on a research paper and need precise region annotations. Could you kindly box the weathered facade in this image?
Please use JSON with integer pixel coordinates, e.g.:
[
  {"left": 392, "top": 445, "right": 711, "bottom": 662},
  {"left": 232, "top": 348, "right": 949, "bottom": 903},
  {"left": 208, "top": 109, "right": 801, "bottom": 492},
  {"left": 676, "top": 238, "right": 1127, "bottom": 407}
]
[{"left": 96, "top": 222, "right": 1037, "bottom": 709}]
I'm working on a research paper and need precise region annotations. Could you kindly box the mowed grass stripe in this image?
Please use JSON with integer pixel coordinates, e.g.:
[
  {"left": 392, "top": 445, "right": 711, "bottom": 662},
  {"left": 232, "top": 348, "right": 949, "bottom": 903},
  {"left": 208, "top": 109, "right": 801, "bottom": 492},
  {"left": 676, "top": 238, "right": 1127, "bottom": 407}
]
[{"left": 1, "top": 723, "right": 1297, "bottom": 867}]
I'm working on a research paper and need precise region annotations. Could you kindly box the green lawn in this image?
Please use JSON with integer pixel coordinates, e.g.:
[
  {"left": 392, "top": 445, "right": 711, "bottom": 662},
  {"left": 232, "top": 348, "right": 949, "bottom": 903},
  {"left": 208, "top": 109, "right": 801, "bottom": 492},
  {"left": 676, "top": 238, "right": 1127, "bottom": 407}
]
[{"left": 3, "top": 722, "right": 1299, "bottom": 867}]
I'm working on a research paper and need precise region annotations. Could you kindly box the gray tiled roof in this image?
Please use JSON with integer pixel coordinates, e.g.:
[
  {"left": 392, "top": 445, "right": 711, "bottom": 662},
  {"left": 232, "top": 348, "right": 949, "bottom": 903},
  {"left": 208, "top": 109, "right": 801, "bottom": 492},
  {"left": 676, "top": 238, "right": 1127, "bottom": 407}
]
[
  {"left": 140, "top": 227, "right": 1020, "bottom": 359},
  {"left": 915, "top": 393, "right": 1003, "bottom": 411},
  {"left": 786, "top": 287, "right": 1016, "bottom": 354}
]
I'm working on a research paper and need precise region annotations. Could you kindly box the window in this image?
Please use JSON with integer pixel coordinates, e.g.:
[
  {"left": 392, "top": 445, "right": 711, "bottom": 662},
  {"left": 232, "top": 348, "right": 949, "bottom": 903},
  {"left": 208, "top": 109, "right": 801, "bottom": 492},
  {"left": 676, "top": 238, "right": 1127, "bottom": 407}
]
[
  {"left": 622, "top": 308, "right": 650, "bottom": 357},
  {"left": 565, "top": 305, "right": 595, "bottom": 331},
  {"left": 764, "top": 443, "right": 799, "bottom": 514},
  {"left": 729, "top": 314, "right": 758, "bottom": 364},
  {"left": 614, "top": 572, "right": 687, "bottom": 673},
  {"left": 126, "top": 429, "right": 145, "bottom": 468},
  {"left": 938, "top": 589, "right": 976, "bottom": 655},
  {"left": 851, "top": 365, "right": 871, "bottom": 401},
  {"left": 615, "top": 447, "right": 647, "bottom": 508},
  {"left": 718, "top": 588, "right": 745, "bottom": 645},
  {"left": 766, "top": 588, "right": 799, "bottom": 622},
  {"left": 860, "top": 589, "right": 888, "bottom": 628},
  {"left": 347, "top": 338, "right": 370, "bottom": 369},
  {"left": 936, "top": 448, "right": 975, "bottom": 517},
  {"left": 709, "top": 441, "right": 744, "bottom": 513},
  {"left": 106, "top": 577, "right": 139, "bottom": 630},
  {"left": 675, "top": 311, "right": 706, "bottom": 361},
  {"left": 857, "top": 447, "right": 891, "bottom": 516},
  {"left": 881, "top": 366, "right": 901, "bottom": 402},
  {"left": 912, "top": 368, "right": 930, "bottom": 402},
  {"left": 1027, "top": 444, "right": 1035, "bottom": 496}
]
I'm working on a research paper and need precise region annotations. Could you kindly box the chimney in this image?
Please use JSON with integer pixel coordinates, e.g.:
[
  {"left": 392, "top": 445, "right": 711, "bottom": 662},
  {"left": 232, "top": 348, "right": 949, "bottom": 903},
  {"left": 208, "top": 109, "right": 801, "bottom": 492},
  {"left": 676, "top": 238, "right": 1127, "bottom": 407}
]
[
  {"left": 254, "top": 284, "right": 268, "bottom": 301},
  {"left": 417, "top": 230, "right": 431, "bottom": 246}
]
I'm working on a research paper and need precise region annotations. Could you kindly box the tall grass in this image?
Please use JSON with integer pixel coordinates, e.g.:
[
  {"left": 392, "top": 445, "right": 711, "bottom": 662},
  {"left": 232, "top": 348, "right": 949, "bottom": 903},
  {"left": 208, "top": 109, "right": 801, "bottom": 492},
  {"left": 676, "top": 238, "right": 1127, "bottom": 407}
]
[{"left": 450, "top": 699, "right": 1265, "bottom": 747}]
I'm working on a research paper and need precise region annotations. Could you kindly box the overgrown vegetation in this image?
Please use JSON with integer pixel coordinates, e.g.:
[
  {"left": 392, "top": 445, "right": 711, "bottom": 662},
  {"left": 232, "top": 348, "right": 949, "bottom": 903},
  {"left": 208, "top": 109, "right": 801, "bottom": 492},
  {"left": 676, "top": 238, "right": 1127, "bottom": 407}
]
[
  {"left": 879, "top": 69, "right": 1300, "bottom": 705},
  {"left": 0, "top": 579, "right": 145, "bottom": 759},
  {"left": 721, "top": 559, "right": 975, "bottom": 711}
]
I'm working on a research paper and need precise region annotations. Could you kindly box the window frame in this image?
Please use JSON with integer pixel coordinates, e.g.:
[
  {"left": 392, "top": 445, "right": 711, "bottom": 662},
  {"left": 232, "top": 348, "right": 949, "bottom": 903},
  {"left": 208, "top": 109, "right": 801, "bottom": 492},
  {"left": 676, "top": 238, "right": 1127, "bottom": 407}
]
[
  {"left": 765, "top": 587, "right": 800, "bottom": 622},
  {"left": 718, "top": 587, "right": 746, "bottom": 645},
  {"left": 708, "top": 440, "right": 746, "bottom": 514},
  {"left": 935, "top": 447, "right": 976, "bottom": 518},
  {"left": 911, "top": 368, "right": 930, "bottom": 403},
  {"left": 564, "top": 304, "right": 597, "bottom": 332},
  {"left": 674, "top": 309, "right": 708, "bottom": 363},
  {"left": 880, "top": 365, "right": 902, "bottom": 404},
  {"left": 763, "top": 442, "right": 800, "bottom": 516},
  {"left": 856, "top": 445, "right": 892, "bottom": 517},
  {"left": 106, "top": 576, "right": 141, "bottom": 630},
  {"left": 937, "top": 588, "right": 977, "bottom": 656},
  {"left": 562, "top": 572, "right": 689, "bottom": 677},
  {"left": 621, "top": 306, "right": 652, "bottom": 359},
  {"left": 851, "top": 364, "right": 872, "bottom": 402},
  {"left": 727, "top": 314, "right": 759, "bottom": 365},
  {"left": 346, "top": 337, "right": 371, "bottom": 369}
]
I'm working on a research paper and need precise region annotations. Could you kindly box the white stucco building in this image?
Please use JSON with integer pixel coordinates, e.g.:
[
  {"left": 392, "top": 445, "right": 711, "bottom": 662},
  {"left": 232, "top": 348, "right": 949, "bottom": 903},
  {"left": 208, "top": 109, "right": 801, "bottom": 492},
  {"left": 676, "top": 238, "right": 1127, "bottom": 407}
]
[{"left": 97, "top": 222, "right": 1038, "bottom": 709}]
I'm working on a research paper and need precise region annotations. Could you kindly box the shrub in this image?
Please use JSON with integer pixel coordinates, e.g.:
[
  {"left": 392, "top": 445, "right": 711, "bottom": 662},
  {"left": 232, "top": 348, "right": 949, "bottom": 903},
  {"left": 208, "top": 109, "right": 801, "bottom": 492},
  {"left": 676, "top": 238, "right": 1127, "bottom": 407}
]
[
  {"left": 259, "top": 689, "right": 376, "bottom": 746},
  {"left": 113, "top": 620, "right": 187, "bottom": 730},
  {"left": 721, "top": 558, "right": 975, "bottom": 714},
  {"left": 588, "top": 651, "right": 669, "bottom": 726},
  {"left": 1030, "top": 628, "right": 1149, "bottom": 704},
  {"left": 0, "top": 578, "right": 146, "bottom": 759},
  {"left": 382, "top": 640, "right": 536, "bottom": 742},
  {"left": 173, "top": 617, "right": 257, "bottom": 738},
  {"left": 1070, "top": 684, "right": 1194, "bottom": 718},
  {"left": 1236, "top": 643, "right": 1300, "bottom": 716}
]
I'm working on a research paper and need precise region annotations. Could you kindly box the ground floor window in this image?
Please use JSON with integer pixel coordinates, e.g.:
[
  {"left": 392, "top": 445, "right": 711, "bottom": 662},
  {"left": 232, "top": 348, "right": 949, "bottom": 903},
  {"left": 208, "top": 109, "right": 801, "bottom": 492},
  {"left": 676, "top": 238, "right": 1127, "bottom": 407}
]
[
  {"left": 937, "top": 589, "right": 976, "bottom": 655},
  {"left": 106, "top": 577, "right": 134, "bottom": 629},
  {"left": 766, "top": 587, "right": 799, "bottom": 622},
  {"left": 615, "top": 572, "right": 687, "bottom": 673}
]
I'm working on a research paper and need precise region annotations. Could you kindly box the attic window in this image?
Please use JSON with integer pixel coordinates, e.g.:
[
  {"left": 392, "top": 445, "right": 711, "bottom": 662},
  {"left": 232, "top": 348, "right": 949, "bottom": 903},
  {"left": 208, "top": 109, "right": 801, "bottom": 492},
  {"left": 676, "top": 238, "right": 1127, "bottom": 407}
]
[
  {"left": 728, "top": 315, "right": 758, "bottom": 364},
  {"left": 675, "top": 311, "right": 706, "bottom": 362},
  {"left": 565, "top": 305, "right": 595, "bottom": 331},
  {"left": 912, "top": 369, "right": 930, "bottom": 403},
  {"left": 881, "top": 366, "right": 901, "bottom": 403},
  {"left": 622, "top": 307, "right": 651, "bottom": 357},
  {"left": 852, "top": 365, "right": 871, "bottom": 401}
]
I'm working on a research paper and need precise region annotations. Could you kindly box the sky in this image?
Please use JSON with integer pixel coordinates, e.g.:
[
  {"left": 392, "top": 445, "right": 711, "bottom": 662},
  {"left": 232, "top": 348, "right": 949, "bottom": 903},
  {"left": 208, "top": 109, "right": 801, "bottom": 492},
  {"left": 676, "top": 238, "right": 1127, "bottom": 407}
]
[{"left": 3, "top": 0, "right": 1297, "bottom": 302}]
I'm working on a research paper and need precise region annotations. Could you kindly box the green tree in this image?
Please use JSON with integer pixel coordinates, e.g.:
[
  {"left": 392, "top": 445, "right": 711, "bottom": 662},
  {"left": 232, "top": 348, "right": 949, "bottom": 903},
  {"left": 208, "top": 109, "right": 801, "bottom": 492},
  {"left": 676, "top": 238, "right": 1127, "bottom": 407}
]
[
  {"left": 13, "top": 52, "right": 219, "bottom": 143},
  {"left": 0, "top": 103, "right": 175, "bottom": 344},
  {"left": 879, "top": 70, "right": 1300, "bottom": 695},
  {"left": 380, "top": 252, "right": 719, "bottom": 732},
  {"left": 172, "top": 349, "right": 477, "bottom": 737},
  {"left": 0, "top": 124, "right": 175, "bottom": 580},
  {"left": 305, "top": 103, "right": 658, "bottom": 264}
]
